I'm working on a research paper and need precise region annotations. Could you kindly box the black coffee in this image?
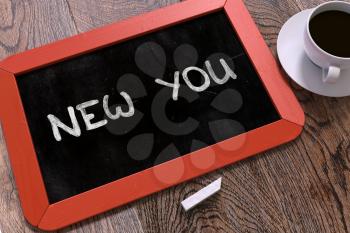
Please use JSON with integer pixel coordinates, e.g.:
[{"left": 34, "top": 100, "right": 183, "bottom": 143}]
[{"left": 309, "top": 10, "right": 350, "bottom": 57}]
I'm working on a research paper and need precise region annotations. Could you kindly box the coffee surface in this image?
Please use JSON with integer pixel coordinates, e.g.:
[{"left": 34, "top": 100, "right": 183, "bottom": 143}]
[{"left": 309, "top": 10, "right": 350, "bottom": 58}]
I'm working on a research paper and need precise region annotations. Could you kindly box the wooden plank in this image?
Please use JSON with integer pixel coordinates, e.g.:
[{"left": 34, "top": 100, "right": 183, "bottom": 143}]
[
  {"left": 0, "top": 0, "right": 77, "bottom": 60},
  {"left": 66, "top": 0, "right": 180, "bottom": 33},
  {"left": 59, "top": 206, "right": 144, "bottom": 233}
]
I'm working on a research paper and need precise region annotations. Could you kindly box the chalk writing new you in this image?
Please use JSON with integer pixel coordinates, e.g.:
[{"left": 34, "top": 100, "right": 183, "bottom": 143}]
[{"left": 47, "top": 58, "right": 237, "bottom": 142}]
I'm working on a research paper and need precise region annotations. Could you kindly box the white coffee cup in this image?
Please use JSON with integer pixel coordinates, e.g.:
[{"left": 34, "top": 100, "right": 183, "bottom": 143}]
[{"left": 304, "top": 1, "right": 350, "bottom": 83}]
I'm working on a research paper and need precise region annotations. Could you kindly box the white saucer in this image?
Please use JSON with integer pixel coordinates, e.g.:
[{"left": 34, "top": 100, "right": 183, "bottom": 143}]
[{"left": 277, "top": 9, "right": 350, "bottom": 97}]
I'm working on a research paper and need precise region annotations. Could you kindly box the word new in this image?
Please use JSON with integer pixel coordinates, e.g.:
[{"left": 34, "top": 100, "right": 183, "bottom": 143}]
[{"left": 47, "top": 92, "right": 134, "bottom": 141}]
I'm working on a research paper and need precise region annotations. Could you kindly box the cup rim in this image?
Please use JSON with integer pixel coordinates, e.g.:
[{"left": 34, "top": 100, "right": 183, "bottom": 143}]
[{"left": 306, "top": 0, "right": 350, "bottom": 60}]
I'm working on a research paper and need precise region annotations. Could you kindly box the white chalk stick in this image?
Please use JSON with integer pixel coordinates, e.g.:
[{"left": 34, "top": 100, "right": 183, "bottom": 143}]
[{"left": 181, "top": 177, "right": 222, "bottom": 211}]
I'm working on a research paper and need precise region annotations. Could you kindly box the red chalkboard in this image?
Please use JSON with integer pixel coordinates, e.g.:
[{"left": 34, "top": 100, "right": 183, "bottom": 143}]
[{"left": 0, "top": 0, "right": 304, "bottom": 230}]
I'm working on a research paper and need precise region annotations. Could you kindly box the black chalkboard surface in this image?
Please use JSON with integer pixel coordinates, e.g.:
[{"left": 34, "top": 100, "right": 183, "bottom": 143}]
[{"left": 16, "top": 11, "right": 280, "bottom": 204}]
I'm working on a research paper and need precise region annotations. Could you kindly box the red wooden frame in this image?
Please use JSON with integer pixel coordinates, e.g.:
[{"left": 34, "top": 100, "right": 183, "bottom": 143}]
[{"left": 0, "top": 0, "right": 304, "bottom": 230}]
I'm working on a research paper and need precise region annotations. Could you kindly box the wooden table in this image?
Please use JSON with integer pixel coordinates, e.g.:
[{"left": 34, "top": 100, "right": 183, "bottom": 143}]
[{"left": 0, "top": 0, "right": 349, "bottom": 232}]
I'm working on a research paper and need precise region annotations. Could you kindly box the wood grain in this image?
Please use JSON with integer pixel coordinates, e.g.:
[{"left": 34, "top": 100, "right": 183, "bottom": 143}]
[
  {"left": 0, "top": 0, "right": 76, "bottom": 60},
  {"left": 66, "top": 0, "right": 180, "bottom": 33},
  {"left": 1, "top": 0, "right": 350, "bottom": 232}
]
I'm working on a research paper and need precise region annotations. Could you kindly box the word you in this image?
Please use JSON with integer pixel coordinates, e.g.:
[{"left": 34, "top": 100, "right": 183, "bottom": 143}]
[
  {"left": 156, "top": 59, "right": 237, "bottom": 100},
  {"left": 47, "top": 58, "right": 237, "bottom": 141}
]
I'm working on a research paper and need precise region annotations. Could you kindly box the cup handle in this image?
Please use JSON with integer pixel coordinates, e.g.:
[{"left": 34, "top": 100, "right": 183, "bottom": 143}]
[{"left": 322, "top": 65, "right": 341, "bottom": 83}]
